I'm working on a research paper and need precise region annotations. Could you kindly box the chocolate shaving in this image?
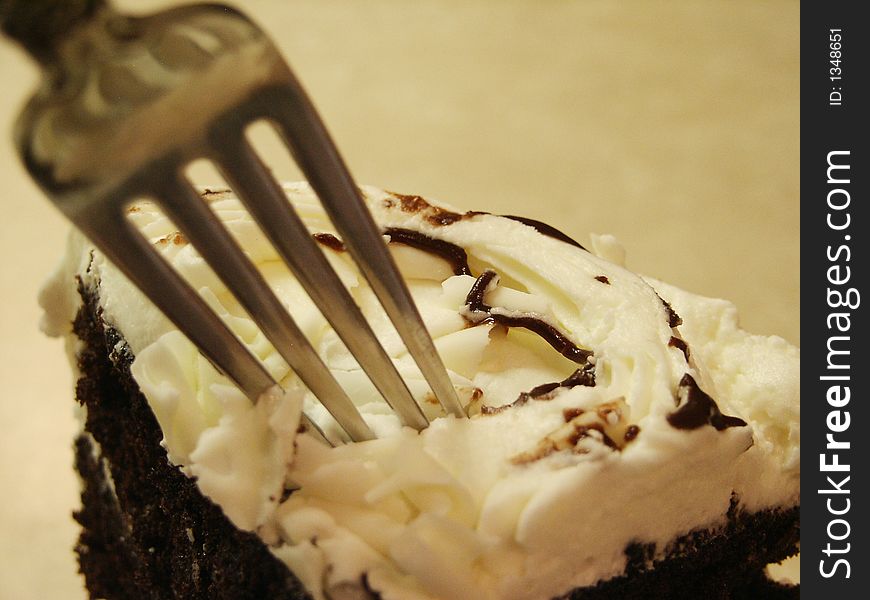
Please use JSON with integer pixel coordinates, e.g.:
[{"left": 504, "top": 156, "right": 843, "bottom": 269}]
[
  {"left": 667, "top": 374, "right": 746, "bottom": 431},
  {"left": 510, "top": 442, "right": 558, "bottom": 465},
  {"left": 595, "top": 275, "right": 610, "bottom": 284},
  {"left": 568, "top": 424, "right": 618, "bottom": 450},
  {"left": 156, "top": 232, "right": 187, "bottom": 246}
]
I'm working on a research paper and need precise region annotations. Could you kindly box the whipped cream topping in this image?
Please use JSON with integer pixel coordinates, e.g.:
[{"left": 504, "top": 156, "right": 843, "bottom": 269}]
[{"left": 42, "top": 183, "right": 800, "bottom": 600}]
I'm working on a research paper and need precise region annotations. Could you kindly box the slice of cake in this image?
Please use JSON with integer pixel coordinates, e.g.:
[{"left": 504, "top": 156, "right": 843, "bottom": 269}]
[{"left": 41, "top": 183, "right": 799, "bottom": 599}]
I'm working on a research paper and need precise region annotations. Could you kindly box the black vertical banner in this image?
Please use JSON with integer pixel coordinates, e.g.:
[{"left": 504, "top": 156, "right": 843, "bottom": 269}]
[{"left": 802, "top": 2, "right": 868, "bottom": 597}]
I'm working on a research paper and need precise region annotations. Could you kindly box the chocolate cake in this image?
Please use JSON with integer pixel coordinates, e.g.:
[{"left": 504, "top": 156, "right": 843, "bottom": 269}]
[{"left": 42, "top": 183, "right": 800, "bottom": 599}]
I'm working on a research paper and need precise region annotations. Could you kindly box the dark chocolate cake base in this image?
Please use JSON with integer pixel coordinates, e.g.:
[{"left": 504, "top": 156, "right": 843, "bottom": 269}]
[{"left": 71, "top": 285, "right": 799, "bottom": 599}]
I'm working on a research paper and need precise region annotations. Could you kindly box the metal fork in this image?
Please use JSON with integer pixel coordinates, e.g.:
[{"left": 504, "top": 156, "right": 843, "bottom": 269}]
[{"left": 1, "top": 0, "right": 465, "bottom": 442}]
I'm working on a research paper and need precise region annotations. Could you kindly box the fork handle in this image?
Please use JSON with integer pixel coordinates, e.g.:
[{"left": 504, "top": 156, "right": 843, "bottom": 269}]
[{"left": 0, "top": 0, "right": 106, "bottom": 63}]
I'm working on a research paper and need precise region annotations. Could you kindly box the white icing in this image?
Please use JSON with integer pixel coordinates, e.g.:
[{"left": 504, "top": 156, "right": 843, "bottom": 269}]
[{"left": 41, "top": 182, "right": 800, "bottom": 599}]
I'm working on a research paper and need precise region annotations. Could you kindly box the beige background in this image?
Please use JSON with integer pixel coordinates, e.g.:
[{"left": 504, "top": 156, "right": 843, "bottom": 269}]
[{"left": 0, "top": 1, "right": 798, "bottom": 598}]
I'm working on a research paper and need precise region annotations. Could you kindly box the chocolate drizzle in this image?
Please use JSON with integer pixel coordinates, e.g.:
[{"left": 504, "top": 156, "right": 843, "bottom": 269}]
[
  {"left": 526, "top": 364, "right": 597, "bottom": 400},
  {"left": 464, "top": 270, "right": 593, "bottom": 365},
  {"left": 311, "top": 228, "right": 471, "bottom": 276},
  {"left": 500, "top": 215, "right": 587, "bottom": 251},
  {"left": 657, "top": 293, "right": 683, "bottom": 328},
  {"left": 483, "top": 364, "right": 597, "bottom": 415},
  {"left": 427, "top": 211, "right": 465, "bottom": 226},
  {"left": 312, "top": 233, "right": 345, "bottom": 252},
  {"left": 385, "top": 192, "right": 468, "bottom": 226},
  {"left": 480, "top": 395, "right": 528, "bottom": 415},
  {"left": 667, "top": 374, "right": 747, "bottom": 431},
  {"left": 464, "top": 270, "right": 498, "bottom": 312},
  {"left": 384, "top": 228, "right": 471, "bottom": 275},
  {"left": 668, "top": 336, "right": 690, "bottom": 361},
  {"left": 383, "top": 191, "right": 587, "bottom": 250},
  {"left": 387, "top": 193, "right": 431, "bottom": 213}
]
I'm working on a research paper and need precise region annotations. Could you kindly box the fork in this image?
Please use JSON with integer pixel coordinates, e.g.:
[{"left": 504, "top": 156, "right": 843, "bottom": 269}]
[{"left": 1, "top": 0, "right": 465, "bottom": 443}]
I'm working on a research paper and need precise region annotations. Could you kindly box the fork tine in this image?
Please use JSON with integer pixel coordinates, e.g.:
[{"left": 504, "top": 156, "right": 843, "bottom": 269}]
[
  {"left": 79, "top": 206, "right": 275, "bottom": 398},
  {"left": 72, "top": 201, "right": 331, "bottom": 446},
  {"left": 208, "top": 133, "right": 430, "bottom": 431},
  {"left": 259, "top": 83, "right": 466, "bottom": 419},
  {"left": 149, "top": 167, "right": 375, "bottom": 442}
]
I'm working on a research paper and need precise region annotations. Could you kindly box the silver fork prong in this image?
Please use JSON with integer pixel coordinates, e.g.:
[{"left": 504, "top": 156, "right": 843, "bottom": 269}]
[
  {"left": 72, "top": 202, "right": 333, "bottom": 447},
  {"left": 77, "top": 206, "right": 276, "bottom": 399},
  {"left": 208, "top": 132, "right": 430, "bottom": 431},
  {"left": 262, "top": 85, "right": 466, "bottom": 419},
  {"left": 150, "top": 168, "right": 375, "bottom": 442}
]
